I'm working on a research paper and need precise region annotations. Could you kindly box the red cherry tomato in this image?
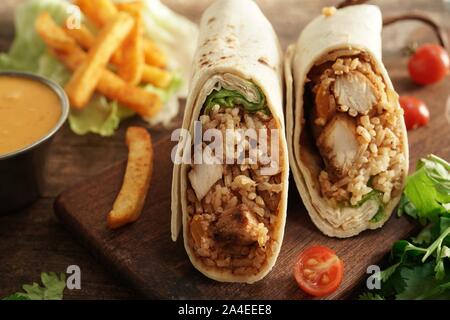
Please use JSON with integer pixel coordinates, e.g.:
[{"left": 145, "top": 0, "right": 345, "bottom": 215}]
[
  {"left": 408, "top": 44, "right": 449, "bottom": 85},
  {"left": 399, "top": 96, "right": 430, "bottom": 130},
  {"left": 293, "top": 245, "right": 344, "bottom": 297}
]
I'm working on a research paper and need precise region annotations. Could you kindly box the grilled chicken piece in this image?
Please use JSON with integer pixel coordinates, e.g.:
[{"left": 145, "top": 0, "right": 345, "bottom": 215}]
[
  {"left": 333, "top": 71, "right": 378, "bottom": 114},
  {"left": 317, "top": 114, "right": 359, "bottom": 178},
  {"left": 314, "top": 81, "right": 336, "bottom": 125},
  {"left": 190, "top": 215, "right": 208, "bottom": 247},
  {"left": 259, "top": 190, "right": 280, "bottom": 212},
  {"left": 188, "top": 163, "right": 223, "bottom": 200},
  {"left": 214, "top": 204, "right": 268, "bottom": 247}
]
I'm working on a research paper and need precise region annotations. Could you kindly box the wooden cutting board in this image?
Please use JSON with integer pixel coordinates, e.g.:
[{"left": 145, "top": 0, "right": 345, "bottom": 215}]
[{"left": 54, "top": 136, "right": 420, "bottom": 299}]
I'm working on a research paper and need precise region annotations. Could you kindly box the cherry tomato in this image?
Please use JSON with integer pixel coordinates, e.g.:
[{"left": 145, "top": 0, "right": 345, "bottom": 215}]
[
  {"left": 408, "top": 44, "right": 449, "bottom": 85},
  {"left": 293, "top": 245, "right": 344, "bottom": 297},
  {"left": 399, "top": 96, "right": 430, "bottom": 130}
]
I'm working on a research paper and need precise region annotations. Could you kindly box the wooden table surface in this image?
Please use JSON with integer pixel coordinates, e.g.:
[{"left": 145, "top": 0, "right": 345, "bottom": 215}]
[{"left": 0, "top": 0, "right": 449, "bottom": 299}]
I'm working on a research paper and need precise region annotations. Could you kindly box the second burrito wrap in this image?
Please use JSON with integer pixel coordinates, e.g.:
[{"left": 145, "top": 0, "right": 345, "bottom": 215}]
[
  {"left": 285, "top": 5, "right": 409, "bottom": 238},
  {"left": 171, "top": 0, "right": 289, "bottom": 283}
]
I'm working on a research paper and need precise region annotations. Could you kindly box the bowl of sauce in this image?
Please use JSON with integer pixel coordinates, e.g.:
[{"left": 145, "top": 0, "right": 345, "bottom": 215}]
[{"left": 0, "top": 72, "right": 69, "bottom": 213}]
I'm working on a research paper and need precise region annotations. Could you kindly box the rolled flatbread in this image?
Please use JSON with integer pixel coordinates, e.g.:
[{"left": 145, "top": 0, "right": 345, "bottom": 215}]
[
  {"left": 171, "top": 0, "right": 289, "bottom": 283},
  {"left": 285, "top": 5, "right": 409, "bottom": 238}
]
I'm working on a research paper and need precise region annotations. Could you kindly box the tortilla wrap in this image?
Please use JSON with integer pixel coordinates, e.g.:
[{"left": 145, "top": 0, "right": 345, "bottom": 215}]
[
  {"left": 171, "top": 0, "right": 289, "bottom": 283},
  {"left": 285, "top": 5, "right": 409, "bottom": 238}
]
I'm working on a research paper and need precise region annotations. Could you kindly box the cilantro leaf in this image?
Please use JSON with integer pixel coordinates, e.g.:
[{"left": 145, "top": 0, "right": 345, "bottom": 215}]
[
  {"left": 411, "top": 225, "right": 433, "bottom": 245},
  {"left": 2, "top": 272, "right": 66, "bottom": 300},
  {"left": 2, "top": 293, "right": 30, "bottom": 300},
  {"left": 379, "top": 262, "right": 401, "bottom": 283},
  {"left": 396, "top": 263, "right": 450, "bottom": 300},
  {"left": 396, "top": 263, "right": 436, "bottom": 300},
  {"left": 358, "top": 292, "right": 385, "bottom": 300},
  {"left": 360, "top": 155, "right": 450, "bottom": 300}
]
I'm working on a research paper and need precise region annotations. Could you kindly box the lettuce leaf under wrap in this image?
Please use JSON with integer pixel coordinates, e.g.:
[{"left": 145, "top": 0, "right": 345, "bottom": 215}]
[
  {"left": 0, "top": 0, "right": 192, "bottom": 136},
  {"left": 204, "top": 81, "right": 267, "bottom": 114}
]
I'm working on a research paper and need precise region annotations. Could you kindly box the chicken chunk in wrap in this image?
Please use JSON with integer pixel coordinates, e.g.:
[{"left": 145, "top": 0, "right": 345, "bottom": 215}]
[
  {"left": 285, "top": 5, "right": 409, "bottom": 237},
  {"left": 172, "top": 0, "right": 288, "bottom": 283}
]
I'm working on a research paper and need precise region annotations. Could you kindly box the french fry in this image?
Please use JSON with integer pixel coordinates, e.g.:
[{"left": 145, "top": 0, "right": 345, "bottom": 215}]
[
  {"left": 53, "top": 49, "right": 162, "bottom": 117},
  {"left": 116, "top": 2, "right": 145, "bottom": 85},
  {"left": 107, "top": 127, "right": 153, "bottom": 229},
  {"left": 65, "top": 12, "right": 134, "bottom": 108},
  {"left": 74, "top": 0, "right": 124, "bottom": 63},
  {"left": 142, "top": 65, "right": 173, "bottom": 88},
  {"left": 36, "top": 13, "right": 79, "bottom": 52},
  {"left": 74, "top": 0, "right": 117, "bottom": 27},
  {"left": 63, "top": 23, "right": 95, "bottom": 50},
  {"left": 143, "top": 38, "right": 167, "bottom": 68},
  {"left": 63, "top": 20, "right": 172, "bottom": 88},
  {"left": 36, "top": 13, "right": 162, "bottom": 117},
  {"left": 76, "top": 0, "right": 167, "bottom": 68}
]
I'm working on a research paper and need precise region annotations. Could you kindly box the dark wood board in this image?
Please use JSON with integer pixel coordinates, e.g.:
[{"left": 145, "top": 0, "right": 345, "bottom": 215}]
[{"left": 55, "top": 137, "right": 419, "bottom": 300}]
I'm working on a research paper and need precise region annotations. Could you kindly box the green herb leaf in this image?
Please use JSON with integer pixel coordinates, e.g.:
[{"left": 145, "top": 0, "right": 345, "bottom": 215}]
[
  {"left": 2, "top": 272, "right": 66, "bottom": 300},
  {"left": 411, "top": 225, "right": 433, "bottom": 245},
  {"left": 358, "top": 292, "right": 385, "bottom": 300},
  {"left": 396, "top": 263, "right": 436, "bottom": 300},
  {"left": 379, "top": 262, "right": 401, "bottom": 282},
  {"left": 2, "top": 293, "right": 30, "bottom": 300},
  {"left": 361, "top": 155, "right": 450, "bottom": 300},
  {"left": 396, "top": 263, "right": 450, "bottom": 300}
]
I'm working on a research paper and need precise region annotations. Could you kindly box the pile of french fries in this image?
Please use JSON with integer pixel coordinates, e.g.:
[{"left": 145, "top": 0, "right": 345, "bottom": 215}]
[{"left": 35, "top": 0, "right": 173, "bottom": 118}]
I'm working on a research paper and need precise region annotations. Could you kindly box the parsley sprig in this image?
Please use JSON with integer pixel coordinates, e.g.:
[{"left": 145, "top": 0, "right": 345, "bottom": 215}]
[
  {"left": 2, "top": 272, "right": 66, "bottom": 300},
  {"left": 360, "top": 154, "right": 450, "bottom": 300}
]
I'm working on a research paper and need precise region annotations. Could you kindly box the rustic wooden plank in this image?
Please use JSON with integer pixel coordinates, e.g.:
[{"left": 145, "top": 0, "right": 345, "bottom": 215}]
[
  {"left": 0, "top": 198, "right": 139, "bottom": 299},
  {"left": 53, "top": 137, "right": 419, "bottom": 299}
]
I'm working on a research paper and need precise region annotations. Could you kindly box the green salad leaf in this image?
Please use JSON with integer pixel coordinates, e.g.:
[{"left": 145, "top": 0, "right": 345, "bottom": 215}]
[
  {"left": 204, "top": 81, "right": 267, "bottom": 114},
  {"left": 3, "top": 272, "right": 66, "bottom": 300},
  {"left": 347, "top": 189, "right": 385, "bottom": 223},
  {"left": 69, "top": 97, "right": 134, "bottom": 136},
  {"left": 399, "top": 155, "right": 450, "bottom": 225},
  {"left": 359, "top": 155, "right": 450, "bottom": 300}
]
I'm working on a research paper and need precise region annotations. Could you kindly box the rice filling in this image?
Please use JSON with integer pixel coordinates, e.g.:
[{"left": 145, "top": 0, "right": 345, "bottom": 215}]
[
  {"left": 186, "top": 102, "right": 283, "bottom": 275},
  {"left": 306, "top": 52, "right": 406, "bottom": 208}
]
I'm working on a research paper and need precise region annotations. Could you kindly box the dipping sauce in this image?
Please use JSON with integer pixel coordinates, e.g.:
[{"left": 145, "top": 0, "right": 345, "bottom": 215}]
[{"left": 0, "top": 76, "right": 61, "bottom": 156}]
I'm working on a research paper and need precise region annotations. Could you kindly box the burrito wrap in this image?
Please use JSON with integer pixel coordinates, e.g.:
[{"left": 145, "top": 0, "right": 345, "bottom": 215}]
[
  {"left": 285, "top": 5, "right": 409, "bottom": 237},
  {"left": 172, "top": 0, "right": 289, "bottom": 283}
]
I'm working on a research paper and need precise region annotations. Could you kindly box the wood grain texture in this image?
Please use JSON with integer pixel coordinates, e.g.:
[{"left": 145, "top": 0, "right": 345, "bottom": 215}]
[
  {"left": 0, "top": 0, "right": 449, "bottom": 299},
  {"left": 55, "top": 138, "right": 420, "bottom": 299}
]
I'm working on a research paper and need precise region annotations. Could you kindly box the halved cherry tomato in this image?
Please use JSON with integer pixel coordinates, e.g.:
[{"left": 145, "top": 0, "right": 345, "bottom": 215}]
[
  {"left": 399, "top": 96, "right": 430, "bottom": 130},
  {"left": 293, "top": 245, "right": 344, "bottom": 297},
  {"left": 408, "top": 44, "right": 449, "bottom": 85}
]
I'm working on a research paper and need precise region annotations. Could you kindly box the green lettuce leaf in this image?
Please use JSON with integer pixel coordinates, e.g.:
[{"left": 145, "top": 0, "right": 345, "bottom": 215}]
[
  {"left": 0, "top": 0, "right": 70, "bottom": 73},
  {"left": 69, "top": 96, "right": 134, "bottom": 136},
  {"left": 204, "top": 81, "right": 267, "bottom": 114},
  {"left": 400, "top": 155, "right": 450, "bottom": 224}
]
